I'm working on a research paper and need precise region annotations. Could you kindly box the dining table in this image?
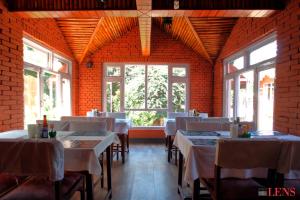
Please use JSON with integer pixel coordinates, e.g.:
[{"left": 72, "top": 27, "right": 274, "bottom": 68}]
[
  {"left": 173, "top": 130, "right": 300, "bottom": 200},
  {"left": 0, "top": 129, "right": 119, "bottom": 200}
]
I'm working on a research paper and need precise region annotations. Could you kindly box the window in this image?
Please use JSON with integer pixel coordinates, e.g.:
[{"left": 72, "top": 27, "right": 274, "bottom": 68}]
[
  {"left": 104, "top": 64, "right": 189, "bottom": 127},
  {"left": 23, "top": 38, "right": 72, "bottom": 127},
  {"left": 224, "top": 34, "right": 276, "bottom": 130}
]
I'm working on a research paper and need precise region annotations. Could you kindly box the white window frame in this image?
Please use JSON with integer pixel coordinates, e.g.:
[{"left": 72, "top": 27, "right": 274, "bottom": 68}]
[
  {"left": 23, "top": 37, "right": 72, "bottom": 125},
  {"left": 103, "top": 63, "right": 190, "bottom": 128},
  {"left": 223, "top": 33, "right": 276, "bottom": 129}
]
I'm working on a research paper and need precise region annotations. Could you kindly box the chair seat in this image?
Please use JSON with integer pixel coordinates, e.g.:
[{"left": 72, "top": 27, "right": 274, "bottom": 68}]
[
  {"left": 202, "top": 178, "right": 262, "bottom": 200},
  {"left": 2, "top": 172, "right": 84, "bottom": 200},
  {"left": 0, "top": 173, "right": 25, "bottom": 197}
]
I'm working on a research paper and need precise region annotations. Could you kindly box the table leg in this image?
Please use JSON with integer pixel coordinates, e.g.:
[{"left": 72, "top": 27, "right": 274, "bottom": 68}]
[
  {"left": 178, "top": 151, "right": 183, "bottom": 194},
  {"left": 167, "top": 135, "right": 172, "bottom": 162},
  {"left": 193, "top": 178, "right": 200, "bottom": 200},
  {"left": 120, "top": 134, "right": 125, "bottom": 164},
  {"left": 106, "top": 145, "right": 112, "bottom": 199},
  {"left": 85, "top": 172, "right": 94, "bottom": 200}
]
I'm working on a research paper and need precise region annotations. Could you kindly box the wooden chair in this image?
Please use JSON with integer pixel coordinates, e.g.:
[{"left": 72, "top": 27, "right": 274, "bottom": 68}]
[
  {"left": 0, "top": 173, "right": 27, "bottom": 198},
  {"left": 0, "top": 139, "right": 85, "bottom": 200},
  {"left": 202, "top": 139, "right": 282, "bottom": 200}
]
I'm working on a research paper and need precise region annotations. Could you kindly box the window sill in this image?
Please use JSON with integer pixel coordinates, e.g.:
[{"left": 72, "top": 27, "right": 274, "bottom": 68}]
[{"left": 130, "top": 126, "right": 164, "bottom": 130}]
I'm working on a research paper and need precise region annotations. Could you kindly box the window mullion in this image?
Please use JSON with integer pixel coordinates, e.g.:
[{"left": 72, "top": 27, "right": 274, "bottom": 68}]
[{"left": 145, "top": 65, "right": 148, "bottom": 110}]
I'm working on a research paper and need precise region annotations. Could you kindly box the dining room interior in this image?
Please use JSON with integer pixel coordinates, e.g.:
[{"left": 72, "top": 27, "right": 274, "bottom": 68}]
[{"left": 0, "top": 0, "right": 300, "bottom": 199}]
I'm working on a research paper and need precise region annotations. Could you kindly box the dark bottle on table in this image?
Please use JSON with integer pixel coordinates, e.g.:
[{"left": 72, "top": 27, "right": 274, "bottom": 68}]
[{"left": 41, "top": 115, "right": 48, "bottom": 138}]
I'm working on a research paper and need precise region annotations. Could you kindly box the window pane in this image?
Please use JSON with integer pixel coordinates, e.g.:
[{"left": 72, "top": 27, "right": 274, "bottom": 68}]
[
  {"left": 250, "top": 41, "right": 277, "bottom": 65},
  {"left": 24, "top": 69, "right": 39, "bottom": 127},
  {"left": 228, "top": 56, "right": 244, "bottom": 73},
  {"left": 53, "top": 57, "right": 68, "bottom": 73},
  {"left": 226, "top": 79, "right": 234, "bottom": 119},
  {"left": 41, "top": 72, "right": 58, "bottom": 119},
  {"left": 125, "top": 65, "right": 145, "bottom": 109},
  {"left": 126, "top": 110, "right": 167, "bottom": 127},
  {"left": 258, "top": 68, "right": 275, "bottom": 130},
  {"left": 238, "top": 71, "right": 254, "bottom": 121},
  {"left": 172, "top": 67, "right": 186, "bottom": 77},
  {"left": 62, "top": 78, "right": 71, "bottom": 116},
  {"left": 172, "top": 83, "right": 186, "bottom": 112},
  {"left": 23, "top": 44, "right": 48, "bottom": 68},
  {"left": 106, "top": 82, "right": 121, "bottom": 112},
  {"left": 147, "top": 65, "right": 168, "bottom": 109},
  {"left": 107, "top": 66, "right": 121, "bottom": 76}
]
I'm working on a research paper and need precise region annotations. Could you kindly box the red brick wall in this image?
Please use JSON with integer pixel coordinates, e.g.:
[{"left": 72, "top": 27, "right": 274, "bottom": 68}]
[
  {"left": 78, "top": 26, "right": 213, "bottom": 116},
  {"left": 213, "top": 0, "right": 300, "bottom": 134},
  {"left": 0, "top": 1, "right": 76, "bottom": 131}
]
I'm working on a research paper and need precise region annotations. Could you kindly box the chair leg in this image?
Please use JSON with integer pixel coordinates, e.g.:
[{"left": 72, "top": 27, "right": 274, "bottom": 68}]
[
  {"left": 80, "top": 188, "right": 86, "bottom": 200},
  {"left": 126, "top": 134, "right": 129, "bottom": 153},
  {"left": 116, "top": 144, "right": 119, "bottom": 160},
  {"left": 100, "top": 153, "right": 104, "bottom": 188}
]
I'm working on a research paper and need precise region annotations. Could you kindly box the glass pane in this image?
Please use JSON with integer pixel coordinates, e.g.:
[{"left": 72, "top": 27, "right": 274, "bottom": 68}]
[
  {"left": 172, "top": 83, "right": 186, "bottom": 112},
  {"left": 238, "top": 71, "right": 254, "bottom": 121},
  {"left": 172, "top": 67, "right": 186, "bottom": 77},
  {"left": 23, "top": 44, "right": 48, "bottom": 68},
  {"left": 227, "top": 79, "right": 234, "bottom": 119},
  {"left": 228, "top": 56, "right": 244, "bottom": 73},
  {"left": 41, "top": 72, "right": 58, "bottom": 119},
  {"left": 125, "top": 65, "right": 145, "bottom": 109},
  {"left": 106, "top": 82, "right": 121, "bottom": 112},
  {"left": 53, "top": 57, "right": 68, "bottom": 73},
  {"left": 258, "top": 68, "right": 275, "bottom": 130},
  {"left": 107, "top": 66, "right": 121, "bottom": 76},
  {"left": 147, "top": 65, "right": 168, "bottom": 109},
  {"left": 24, "top": 69, "right": 39, "bottom": 127},
  {"left": 126, "top": 110, "right": 167, "bottom": 127},
  {"left": 62, "top": 78, "right": 71, "bottom": 116},
  {"left": 250, "top": 41, "right": 277, "bottom": 65}
]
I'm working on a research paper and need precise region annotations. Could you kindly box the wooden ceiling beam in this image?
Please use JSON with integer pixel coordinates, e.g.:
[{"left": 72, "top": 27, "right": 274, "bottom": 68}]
[
  {"left": 80, "top": 18, "right": 105, "bottom": 63},
  {"left": 184, "top": 17, "right": 213, "bottom": 64},
  {"left": 136, "top": 0, "right": 152, "bottom": 56},
  {"left": 152, "top": 0, "right": 287, "bottom": 10}
]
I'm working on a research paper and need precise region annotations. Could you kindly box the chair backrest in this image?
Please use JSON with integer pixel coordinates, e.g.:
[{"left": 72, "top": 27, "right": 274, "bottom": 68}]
[
  {"left": 175, "top": 116, "right": 201, "bottom": 131},
  {"left": 0, "top": 139, "right": 64, "bottom": 181},
  {"left": 36, "top": 120, "right": 69, "bottom": 131},
  {"left": 215, "top": 138, "right": 282, "bottom": 169},
  {"left": 106, "top": 112, "right": 126, "bottom": 119},
  {"left": 68, "top": 121, "right": 107, "bottom": 132},
  {"left": 186, "top": 122, "right": 229, "bottom": 131},
  {"left": 61, "top": 116, "right": 115, "bottom": 131},
  {"left": 201, "top": 117, "right": 230, "bottom": 123},
  {"left": 167, "top": 112, "right": 188, "bottom": 119}
]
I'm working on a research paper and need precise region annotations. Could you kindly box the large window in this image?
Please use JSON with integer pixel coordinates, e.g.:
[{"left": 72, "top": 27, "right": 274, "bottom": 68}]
[
  {"left": 23, "top": 38, "right": 72, "bottom": 127},
  {"left": 104, "top": 64, "right": 189, "bottom": 127},
  {"left": 224, "top": 34, "right": 277, "bottom": 130}
]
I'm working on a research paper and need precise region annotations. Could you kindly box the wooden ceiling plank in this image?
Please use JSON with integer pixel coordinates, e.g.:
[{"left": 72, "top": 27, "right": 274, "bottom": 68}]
[
  {"left": 184, "top": 17, "right": 213, "bottom": 64},
  {"left": 80, "top": 18, "right": 105, "bottom": 63}
]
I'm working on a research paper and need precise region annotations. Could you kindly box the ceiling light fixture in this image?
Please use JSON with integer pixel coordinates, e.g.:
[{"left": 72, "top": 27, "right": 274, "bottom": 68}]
[{"left": 174, "top": 0, "right": 180, "bottom": 10}]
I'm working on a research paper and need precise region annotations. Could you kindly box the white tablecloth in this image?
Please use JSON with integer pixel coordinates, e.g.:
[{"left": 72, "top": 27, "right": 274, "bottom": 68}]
[
  {"left": 164, "top": 118, "right": 176, "bottom": 136},
  {"left": 0, "top": 130, "right": 117, "bottom": 176},
  {"left": 164, "top": 117, "right": 203, "bottom": 136},
  {"left": 174, "top": 130, "right": 300, "bottom": 183},
  {"left": 115, "top": 119, "right": 131, "bottom": 135}
]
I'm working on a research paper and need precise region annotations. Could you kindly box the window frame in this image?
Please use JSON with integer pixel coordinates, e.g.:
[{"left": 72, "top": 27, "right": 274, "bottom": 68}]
[
  {"left": 223, "top": 33, "right": 276, "bottom": 129},
  {"left": 23, "top": 37, "right": 72, "bottom": 126},
  {"left": 103, "top": 63, "right": 190, "bottom": 128}
]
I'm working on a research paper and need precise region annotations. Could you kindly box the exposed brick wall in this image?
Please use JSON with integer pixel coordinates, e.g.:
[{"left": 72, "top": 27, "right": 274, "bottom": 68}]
[
  {"left": 213, "top": 0, "right": 300, "bottom": 135},
  {"left": 78, "top": 26, "right": 213, "bottom": 116},
  {"left": 0, "top": 0, "right": 77, "bottom": 131}
]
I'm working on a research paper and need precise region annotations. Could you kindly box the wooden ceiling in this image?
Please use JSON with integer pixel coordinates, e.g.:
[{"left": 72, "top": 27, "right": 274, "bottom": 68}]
[
  {"left": 56, "top": 17, "right": 138, "bottom": 62},
  {"left": 189, "top": 17, "right": 237, "bottom": 62},
  {"left": 6, "top": 0, "right": 289, "bottom": 63}
]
